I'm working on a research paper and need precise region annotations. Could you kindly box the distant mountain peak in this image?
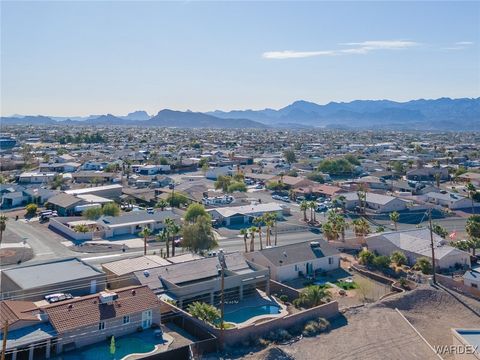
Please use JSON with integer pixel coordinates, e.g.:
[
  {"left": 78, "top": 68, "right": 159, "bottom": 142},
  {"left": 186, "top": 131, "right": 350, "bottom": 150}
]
[{"left": 122, "top": 110, "right": 150, "bottom": 121}]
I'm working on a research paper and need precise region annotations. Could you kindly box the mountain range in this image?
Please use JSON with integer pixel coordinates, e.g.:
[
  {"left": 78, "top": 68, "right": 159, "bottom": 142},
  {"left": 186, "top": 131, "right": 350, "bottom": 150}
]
[{"left": 1, "top": 97, "right": 479, "bottom": 130}]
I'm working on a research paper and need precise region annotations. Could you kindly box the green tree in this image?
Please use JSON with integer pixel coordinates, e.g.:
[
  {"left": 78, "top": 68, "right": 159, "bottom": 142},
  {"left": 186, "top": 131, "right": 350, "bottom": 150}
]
[
  {"left": 184, "top": 203, "right": 208, "bottom": 223},
  {"left": 25, "top": 203, "right": 38, "bottom": 217},
  {"left": 139, "top": 226, "right": 152, "bottom": 256},
  {"left": 155, "top": 199, "right": 169, "bottom": 211},
  {"left": 358, "top": 249, "right": 375, "bottom": 266},
  {"left": 466, "top": 183, "right": 477, "bottom": 214},
  {"left": 352, "top": 218, "right": 370, "bottom": 244},
  {"left": 253, "top": 217, "right": 264, "bottom": 250},
  {"left": 187, "top": 302, "right": 221, "bottom": 326},
  {"left": 306, "top": 171, "right": 325, "bottom": 183},
  {"left": 214, "top": 175, "right": 232, "bottom": 192},
  {"left": 432, "top": 223, "right": 448, "bottom": 238},
  {"left": 389, "top": 211, "right": 400, "bottom": 231},
  {"left": 165, "top": 218, "right": 181, "bottom": 257},
  {"left": 390, "top": 251, "right": 407, "bottom": 266},
  {"left": 414, "top": 257, "right": 432, "bottom": 275},
  {"left": 240, "top": 228, "right": 249, "bottom": 252},
  {"left": 344, "top": 154, "right": 360, "bottom": 166},
  {"left": 167, "top": 192, "right": 188, "bottom": 208},
  {"left": 102, "top": 203, "right": 120, "bottom": 217},
  {"left": 283, "top": 149, "right": 297, "bottom": 164},
  {"left": 84, "top": 207, "right": 103, "bottom": 220},
  {"left": 110, "top": 336, "right": 116, "bottom": 356},
  {"left": 373, "top": 255, "right": 391, "bottom": 269},
  {"left": 322, "top": 222, "right": 339, "bottom": 242},
  {"left": 227, "top": 181, "right": 247, "bottom": 193},
  {"left": 300, "top": 200, "right": 309, "bottom": 222},
  {"left": 294, "top": 285, "right": 330, "bottom": 308},
  {"left": 0, "top": 214, "right": 8, "bottom": 245},
  {"left": 73, "top": 224, "right": 90, "bottom": 233},
  {"left": 317, "top": 159, "right": 354, "bottom": 177},
  {"left": 182, "top": 215, "right": 217, "bottom": 253}
]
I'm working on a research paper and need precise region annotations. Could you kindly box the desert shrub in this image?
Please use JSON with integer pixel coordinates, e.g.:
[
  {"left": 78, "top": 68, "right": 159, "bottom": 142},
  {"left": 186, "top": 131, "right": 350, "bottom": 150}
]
[
  {"left": 279, "top": 294, "right": 289, "bottom": 303},
  {"left": 302, "top": 318, "right": 331, "bottom": 337}
]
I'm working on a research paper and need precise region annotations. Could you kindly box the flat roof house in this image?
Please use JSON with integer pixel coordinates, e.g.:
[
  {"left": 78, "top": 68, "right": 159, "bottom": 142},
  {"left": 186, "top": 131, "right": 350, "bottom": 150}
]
[
  {"left": 1, "top": 258, "right": 106, "bottom": 300},
  {"left": 43, "top": 285, "right": 161, "bottom": 354},
  {"left": 65, "top": 184, "right": 123, "bottom": 200},
  {"left": 244, "top": 240, "right": 341, "bottom": 282},
  {"left": 98, "top": 210, "right": 181, "bottom": 238},
  {"left": 207, "top": 202, "right": 283, "bottom": 226},
  {"left": 424, "top": 191, "right": 478, "bottom": 210},
  {"left": 366, "top": 229, "right": 471, "bottom": 270},
  {"left": 134, "top": 252, "right": 269, "bottom": 309},
  {"left": 342, "top": 192, "right": 409, "bottom": 213},
  {"left": 18, "top": 172, "right": 56, "bottom": 184}
]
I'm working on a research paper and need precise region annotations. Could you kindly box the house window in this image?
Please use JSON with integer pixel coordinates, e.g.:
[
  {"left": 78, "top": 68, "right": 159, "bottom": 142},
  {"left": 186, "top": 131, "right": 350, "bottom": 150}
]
[
  {"left": 98, "top": 321, "right": 105, "bottom": 330},
  {"left": 472, "top": 283, "right": 478, "bottom": 289},
  {"left": 142, "top": 310, "right": 153, "bottom": 329},
  {"left": 294, "top": 265, "right": 298, "bottom": 271},
  {"left": 328, "top": 257, "right": 333, "bottom": 265},
  {"left": 123, "top": 315, "right": 130, "bottom": 324}
]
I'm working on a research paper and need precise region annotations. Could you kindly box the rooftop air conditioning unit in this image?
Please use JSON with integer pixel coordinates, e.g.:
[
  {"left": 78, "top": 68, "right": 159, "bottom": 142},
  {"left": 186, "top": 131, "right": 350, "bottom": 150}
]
[{"left": 99, "top": 291, "right": 118, "bottom": 304}]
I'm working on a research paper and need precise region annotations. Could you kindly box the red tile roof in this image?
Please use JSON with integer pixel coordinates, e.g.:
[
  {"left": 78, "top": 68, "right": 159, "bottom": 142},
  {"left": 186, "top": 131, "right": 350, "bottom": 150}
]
[
  {"left": 0, "top": 301, "right": 39, "bottom": 328},
  {"left": 43, "top": 285, "right": 159, "bottom": 333}
]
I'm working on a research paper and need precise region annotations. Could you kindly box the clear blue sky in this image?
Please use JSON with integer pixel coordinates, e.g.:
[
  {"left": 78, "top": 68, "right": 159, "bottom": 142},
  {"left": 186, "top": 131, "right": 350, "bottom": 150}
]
[{"left": 1, "top": 1, "right": 479, "bottom": 116}]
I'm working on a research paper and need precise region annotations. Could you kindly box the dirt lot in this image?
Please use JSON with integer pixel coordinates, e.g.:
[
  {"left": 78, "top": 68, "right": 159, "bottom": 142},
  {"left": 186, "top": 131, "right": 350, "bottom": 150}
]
[{"left": 225, "top": 285, "right": 479, "bottom": 360}]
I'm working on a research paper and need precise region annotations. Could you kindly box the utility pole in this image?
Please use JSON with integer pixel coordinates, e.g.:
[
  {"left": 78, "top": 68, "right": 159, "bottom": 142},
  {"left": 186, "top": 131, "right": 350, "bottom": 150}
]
[
  {"left": 1, "top": 320, "right": 8, "bottom": 360},
  {"left": 428, "top": 208, "right": 437, "bottom": 284},
  {"left": 218, "top": 249, "right": 226, "bottom": 350}
]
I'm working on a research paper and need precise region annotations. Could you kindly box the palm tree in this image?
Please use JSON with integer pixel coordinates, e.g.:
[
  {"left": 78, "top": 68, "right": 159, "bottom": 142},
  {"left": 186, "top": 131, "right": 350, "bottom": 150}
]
[
  {"left": 356, "top": 183, "right": 368, "bottom": 213},
  {"left": 352, "top": 218, "right": 371, "bottom": 244},
  {"left": 155, "top": 199, "right": 169, "bottom": 211},
  {"left": 465, "top": 215, "right": 480, "bottom": 256},
  {"left": 253, "top": 216, "right": 264, "bottom": 250},
  {"left": 389, "top": 211, "right": 400, "bottom": 231},
  {"left": 300, "top": 200, "right": 309, "bottom": 222},
  {"left": 165, "top": 218, "right": 180, "bottom": 257},
  {"left": 0, "top": 214, "right": 8, "bottom": 246},
  {"left": 139, "top": 226, "right": 152, "bottom": 256},
  {"left": 249, "top": 226, "right": 258, "bottom": 252},
  {"left": 434, "top": 173, "right": 441, "bottom": 188},
  {"left": 263, "top": 213, "right": 275, "bottom": 247},
  {"left": 466, "top": 183, "right": 477, "bottom": 214},
  {"left": 240, "top": 228, "right": 249, "bottom": 252},
  {"left": 73, "top": 224, "right": 89, "bottom": 233},
  {"left": 322, "top": 222, "right": 339, "bottom": 242},
  {"left": 333, "top": 212, "right": 349, "bottom": 242},
  {"left": 297, "top": 285, "right": 330, "bottom": 307},
  {"left": 309, "top": 201, "right": 317, "bottom": 223},
  {"left": 337, "top": 195, "right": 346, "bottom": 213}
]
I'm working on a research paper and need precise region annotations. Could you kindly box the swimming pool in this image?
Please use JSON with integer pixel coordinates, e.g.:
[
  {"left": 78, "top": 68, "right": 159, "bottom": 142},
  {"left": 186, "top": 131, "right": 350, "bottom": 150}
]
[
  {"left": 51, "top": 329, "right": 162, "bottom": 360},
  {"left": 224, "top": 304, "right": 281, "bottom": 324}
]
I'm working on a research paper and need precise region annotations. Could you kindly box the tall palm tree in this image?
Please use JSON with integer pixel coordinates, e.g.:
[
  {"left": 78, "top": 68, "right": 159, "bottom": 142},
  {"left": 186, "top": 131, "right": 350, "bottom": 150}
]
[
  {"left": 332, "top": 212, "right": 349, "bottom": 242},
  {"left": 249, "top": 226, "right": 258, "bottom": 252},
  {"left": 466, "top": 183, "right": 477, "bottom": 214},
  {"left": 253, "top": 216, "right": 264, "bottom": 250},
  {"left": 389, "top": 211, "right": 400, "bottom": 231},
  {"left": 337, "top": 195, "right": 346, "bottom": 213},
  {"left": 300, "top": 201, "right": 309, "bottom": 222},
  {"left": 0, "top": 214, "right": 8, "bottom": 246},
  {"left": 309, "top": 201, "right": 317, "bottom": 223},
  {"left": 465, "top": 215, "right": 480, "bottom": 256},
  {"left": 165, "top": 218, "right": 180, "bottom": 257},
  {"left": 322, "top": 222, "right": 339, "bottom": 242},
  {"left": 240, "top": 228, "right": 249, "bottom": 252},
  {"left": 356, "top": 183, "right": 368, "bottom": 213},
  {"left": 263, "top": 213, "right": 275, "bottom": 247},
  {"left": 352, "top": 218, "right": 371, "bottom": 245},
  {"left": 139, "top": 226, "right": 152, "bottom": 256}
]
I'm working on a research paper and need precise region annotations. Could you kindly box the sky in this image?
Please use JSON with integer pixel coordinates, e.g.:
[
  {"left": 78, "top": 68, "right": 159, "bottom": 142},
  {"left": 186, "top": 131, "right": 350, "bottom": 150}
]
[{"left": 1, "top": 1, "right": 479, "bottom": 116}]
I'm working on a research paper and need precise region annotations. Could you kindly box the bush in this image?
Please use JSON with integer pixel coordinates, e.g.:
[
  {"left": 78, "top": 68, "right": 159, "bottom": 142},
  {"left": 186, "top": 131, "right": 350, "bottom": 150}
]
[
  {"left": 279, "top": 294, "right": 289, "bottom": 303},
  {"left": 390, "top": 251, "right": 407, "bottom": 266},
  {"left": 373, "top": 255, "right": 391, "bottom": 269},
  {"left": 102, "top": 202, "right": 120, "bottom": 217},
  {"left": 302, "top": 318, "right": 330, "bottom": 337},
  {"left": 25, "top": 203, "right": 38, "bottom": 216},
  {"left": 414, "top": 257, "right": 432, "bottom": 275},
  {"left": 358, "top": 249, "right": 375, "bottom": 266},
  {"left": 265, "top": 329, "right": 292, "bottom": 343}
]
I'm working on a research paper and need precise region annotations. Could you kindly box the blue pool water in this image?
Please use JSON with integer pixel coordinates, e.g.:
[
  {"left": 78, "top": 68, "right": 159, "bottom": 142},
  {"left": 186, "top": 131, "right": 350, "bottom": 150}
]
[
  {"left": 224, "top": 305, "right": 281, "bottom": 324},
  {"left": 52, "top": 329, "right": 162, "bottom": 360}
]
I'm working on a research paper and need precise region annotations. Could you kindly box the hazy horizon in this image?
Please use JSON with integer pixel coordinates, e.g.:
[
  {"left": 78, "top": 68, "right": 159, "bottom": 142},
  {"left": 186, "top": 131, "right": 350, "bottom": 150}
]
[{"left": 1, "top": 1, "right": 479, "bottom": 116}]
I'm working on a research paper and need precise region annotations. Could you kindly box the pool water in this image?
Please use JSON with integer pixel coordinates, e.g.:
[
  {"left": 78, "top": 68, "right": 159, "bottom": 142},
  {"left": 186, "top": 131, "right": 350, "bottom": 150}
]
[
  {"left": 224, "top": 305, "right": 281, "bottom": 324},
  {"left": 52, "top": 329, "right": 161, "bottom": 360}
]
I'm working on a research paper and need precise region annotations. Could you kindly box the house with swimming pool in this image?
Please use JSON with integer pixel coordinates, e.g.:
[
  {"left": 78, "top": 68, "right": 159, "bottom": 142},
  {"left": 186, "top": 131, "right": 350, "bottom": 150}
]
[
  {"left": 134, "top": 252, "right": 270, "bottom": 310},
  {"left": 244, "top": 240, "right": 341, "bottom": 282},
  {"left": 43, "top": 285, "right": 162, "bottom": 355}
]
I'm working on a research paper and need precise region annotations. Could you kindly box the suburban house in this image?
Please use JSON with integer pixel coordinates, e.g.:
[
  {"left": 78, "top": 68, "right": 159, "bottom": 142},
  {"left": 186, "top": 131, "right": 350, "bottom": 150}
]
[
  {"left": 0, "top": 300, "right": 56, "bottom": 360},
  {"left": 47, "top": 192, "right": 112, "bottom": 216},
  {"left": 205, "top": 165, "right": 234, "bottom": 180},
  {"left": 0, "top": 258, "right": 106, "bottom": 301},
  {"left": 0, "top": 186, "right": 58, "bottom": 209},
  {"left": 293, "top": 184, "right": 345, "bottom": 199},
  {"left": 43, "top": 285, "right": 162, "bottom": 354},
  {"left": 458, "top": 172, "right": 480, "bottom": 187},
  {"left": 365, "top": 229, "right": 471, "bottom": 270},
  {"left": 134, "top": 252, "right": 270, "bottom": 309},
  {"left": 271, "top": 175, "right": 316, "bottom": 189},
  {"left": 423, "top": 191, "right": 477, "bottom": 210},
  {"left": 97, "top": 210, "right": 181, "bottom": 238},
  {"left": 39, "top": 162, "right": 81, "bottom": 173},
  {"left": 136, "top": 164, "right": 171, "bottom": 175},
  {"left": 72, "top": 171, "right": 116, "bottom": 184},
  {"left": 244, "top": 240, "right": 341, "bottom": 282},
  {"left": 406, "top": 167, "right": 449, "bottom": 182},
  {"left": 463, "top": 266, "right": 480, "bottom": 290},
  {"left": 18, "top": 172, "right": 56, "bottom": 184},
  {"left": 341, "top": 192, "right": 409, "bottom": 213},
  {"left": 207, "top": 202, "right": 284, "bottom": 226},
  {"left": 65, "top": 184, "right": 123, "bottom": 200}
]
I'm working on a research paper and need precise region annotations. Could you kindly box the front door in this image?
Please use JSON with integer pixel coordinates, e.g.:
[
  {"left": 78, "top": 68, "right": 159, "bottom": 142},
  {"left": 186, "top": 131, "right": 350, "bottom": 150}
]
[{"left": 142, "top": 310, "right": 152, "bottom": 329}]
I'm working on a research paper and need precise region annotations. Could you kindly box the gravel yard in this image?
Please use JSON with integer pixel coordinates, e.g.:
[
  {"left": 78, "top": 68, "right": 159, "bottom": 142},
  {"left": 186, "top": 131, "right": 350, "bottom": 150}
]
[{"left": 226, "top": 285, "right": 479, "bottom": 360}]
